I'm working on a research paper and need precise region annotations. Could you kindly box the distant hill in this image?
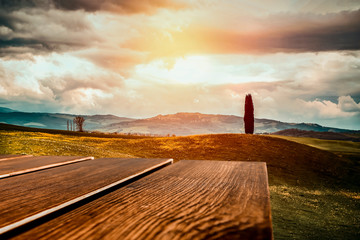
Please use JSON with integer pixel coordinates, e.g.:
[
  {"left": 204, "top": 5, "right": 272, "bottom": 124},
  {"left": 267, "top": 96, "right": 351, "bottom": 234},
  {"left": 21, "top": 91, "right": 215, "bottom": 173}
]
[
  {"left": 0, "top": 108, "right": 357, "bottom": 135},
  {"left": 0, "top": 107, "right": 18, "bottom": 113},
  {"left": 273, "top": 129, "right": 360, "bottom": 142},
  {"left": 103, "top": 112, "right": 358, "bottom": 135},
  {"left": 0, "top": 110, "right": 132, "bottom": 131}
]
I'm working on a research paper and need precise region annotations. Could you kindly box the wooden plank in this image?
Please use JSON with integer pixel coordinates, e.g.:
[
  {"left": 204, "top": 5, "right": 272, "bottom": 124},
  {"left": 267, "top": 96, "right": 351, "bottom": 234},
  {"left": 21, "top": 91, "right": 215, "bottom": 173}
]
[
  {"left": 0, "top": 155, "right": 32, "bottom": 162},
  {"left": 9, "top": 160, "right": 273, "bottom": 240},
  {"left": 0, "top": 156, "right": 94, "bottom": 179},
  {"left": 0, "top": 158, "right": 173, "bottom": 236}
]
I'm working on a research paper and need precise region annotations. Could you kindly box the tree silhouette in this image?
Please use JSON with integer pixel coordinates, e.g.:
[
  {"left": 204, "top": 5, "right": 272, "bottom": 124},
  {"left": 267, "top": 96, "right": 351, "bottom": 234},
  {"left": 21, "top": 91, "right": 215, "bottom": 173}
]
[
  {"left": 244, "top": 94, "right": 254, "bottom": 134},
  {"left": 73, "top": 116, "right": 85, "bottom": 132}
]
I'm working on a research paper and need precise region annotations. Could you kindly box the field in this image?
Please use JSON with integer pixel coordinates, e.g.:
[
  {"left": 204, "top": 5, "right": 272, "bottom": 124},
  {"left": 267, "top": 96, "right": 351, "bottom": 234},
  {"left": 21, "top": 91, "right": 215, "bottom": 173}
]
[
  {"left": 271, "top": 135, "right": 360, "bottom": 158},
  {"left": 0, "top": 127, "right": 359, "bottom": 239}
]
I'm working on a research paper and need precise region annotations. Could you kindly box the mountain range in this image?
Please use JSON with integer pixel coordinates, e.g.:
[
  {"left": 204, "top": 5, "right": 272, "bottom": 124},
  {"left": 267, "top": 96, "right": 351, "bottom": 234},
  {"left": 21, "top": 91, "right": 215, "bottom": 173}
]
[{"left": 0, "top": 107, "right": 358, "bottom": 136}]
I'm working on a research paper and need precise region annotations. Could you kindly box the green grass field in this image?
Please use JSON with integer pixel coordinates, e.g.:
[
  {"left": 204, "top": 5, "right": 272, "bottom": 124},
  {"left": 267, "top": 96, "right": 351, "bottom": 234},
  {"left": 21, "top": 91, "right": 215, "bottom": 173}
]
[{"left": 1, "top": 127, "right": 359, "bottom": 239}]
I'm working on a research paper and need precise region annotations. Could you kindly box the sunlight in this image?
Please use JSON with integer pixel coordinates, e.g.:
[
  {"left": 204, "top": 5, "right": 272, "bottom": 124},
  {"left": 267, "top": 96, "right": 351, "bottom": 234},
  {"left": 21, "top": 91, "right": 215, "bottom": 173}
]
[
  {"left": 134, "top": 56, "right": 212, "bottom": 84},
  {"left": 134, "top": 55, "right": 277, "bottom": 85}
]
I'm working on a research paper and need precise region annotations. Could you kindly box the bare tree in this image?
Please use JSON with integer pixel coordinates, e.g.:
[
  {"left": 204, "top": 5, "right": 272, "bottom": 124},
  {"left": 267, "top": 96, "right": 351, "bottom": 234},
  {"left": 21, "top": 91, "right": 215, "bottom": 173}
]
[
  {"left": 244, "top": 94, "right": 254, "bottom": 134},
  {"left": 73, "top": 116, "right": 85, "bottom": 132}
]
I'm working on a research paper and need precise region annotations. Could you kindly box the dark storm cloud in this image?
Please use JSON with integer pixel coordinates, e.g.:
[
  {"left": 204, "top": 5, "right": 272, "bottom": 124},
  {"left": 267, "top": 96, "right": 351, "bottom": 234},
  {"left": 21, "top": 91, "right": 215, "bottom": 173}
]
[
  {"left": 0, "top": 0, "right": 186, "bottom": 13},
  {"left": 268, "top": 10, "right": 360, "bottom": 52},
  {"left": 0, "top": 0, "right": 37, "bottom": 11},
  {"left": 0, "top": 6, "right": 100, "bottom": 58},
  {"left": 255, "top": 9, "right": 360, "bottom": 52},
  {"left": 0, "top": 8, "right": 25, "bottom": 30},
  {"left": 134, "top": 9, "right": 360, "bottom": 57},
  {"left": 0, "top": 0, "right": 186, "bottom": 58},
  {"left": 53, "top": 0, "right": 186, "bottom": 13},
  {"left": 0, "top": 38, "right": 49, "bottom": 49},
  {"left": 0, "top": 37, "right": 54, "bottom": 58},
  {"left": 249, "top": 9, "right": 360, "bottom": 52}
]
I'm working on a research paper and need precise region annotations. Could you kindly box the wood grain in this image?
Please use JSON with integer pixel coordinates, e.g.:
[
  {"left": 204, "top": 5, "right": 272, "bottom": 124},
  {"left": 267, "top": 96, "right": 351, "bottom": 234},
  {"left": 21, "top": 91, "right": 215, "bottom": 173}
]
[
  {"left": 0, "top": 156, "right": 93, "bottom": 178},
  {"left": 0, "top": 155, "right": 32, "bottom": 162},
  {"left": 11, "top": 160, "right": 273, "bottom": 240},
  {"left": 0, "top": 158, "right": 172, "bottom": 232}
]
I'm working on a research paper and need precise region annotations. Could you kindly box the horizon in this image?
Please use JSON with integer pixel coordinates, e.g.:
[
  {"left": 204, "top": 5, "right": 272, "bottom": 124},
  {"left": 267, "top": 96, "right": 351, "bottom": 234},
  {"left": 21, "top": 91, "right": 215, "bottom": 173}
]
[
  {"left": 0, "top": 1, "right": 360, "bottom": 130},
  {"left": 1, "top": 105, "right": 359, "bottom": 131}
]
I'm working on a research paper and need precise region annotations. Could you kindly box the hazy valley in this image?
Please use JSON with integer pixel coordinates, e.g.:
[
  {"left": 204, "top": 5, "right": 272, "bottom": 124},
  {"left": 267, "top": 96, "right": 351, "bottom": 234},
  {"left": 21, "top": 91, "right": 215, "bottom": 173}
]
[{"left": 1, "top": 107, "right": 358, "bottom": 137}]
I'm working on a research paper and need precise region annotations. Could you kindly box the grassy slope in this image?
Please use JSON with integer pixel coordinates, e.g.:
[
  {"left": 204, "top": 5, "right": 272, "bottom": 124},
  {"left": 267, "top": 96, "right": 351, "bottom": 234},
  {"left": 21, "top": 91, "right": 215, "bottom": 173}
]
[
  {"left": 271, "top": 135, "right": 360, "bottom": 156},
  {"left": 0, "top": 128, "right": 359, "bottom": 239}
]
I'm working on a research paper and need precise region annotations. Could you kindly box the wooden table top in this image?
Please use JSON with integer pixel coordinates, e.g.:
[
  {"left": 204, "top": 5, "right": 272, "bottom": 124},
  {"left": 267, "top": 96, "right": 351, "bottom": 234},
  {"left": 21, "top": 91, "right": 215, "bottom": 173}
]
[
  {"left": 8, "top": 160, "right": 272, "bottom": 240},
  {"left": 0, "top": 155, "right": 31, "bottom": 161},
  {"left": 0, "top": 155, "right": 94, "bottom": 178},
  {"left": 0, "top": 157, "right": 173, "bottom": 234}
]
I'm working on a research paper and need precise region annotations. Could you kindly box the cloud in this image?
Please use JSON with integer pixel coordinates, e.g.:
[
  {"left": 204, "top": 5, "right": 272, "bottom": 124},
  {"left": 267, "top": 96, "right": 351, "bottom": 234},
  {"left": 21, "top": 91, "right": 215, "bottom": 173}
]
[
  {"left": 0, "top": 1, "right": 359, "bottom": 130},
  {"left": 1, "top": 2, "right": 359, "bottom": 64},
  {"left": 263, "top": 10, "right": 360, "bottom": 52},
  {"left": 128, "top": 9, "right": 360, "bottom": 57},
  {"left": 54, "top": 0, "right": 187, "bottom": 13},
  {"left": 1, "top": 54, "right": 360, "bottom": 129},
  {"left": 339, "top": 95, "right": 360, "bottom": 112},
  {"left": 219, "top": 83, "right": 360, "bottom": 129},
  {"left": 0, "top": 0, "right": 187, "bottom": 14},
  {"left": 75, "top": 48, "right": 147, "bottom": 77},
  {"left": 0, "top": 0, "right": 186, "bottom": 60},
  {"left": 0, "top": 8, "right": 101, "bottom": 58},
  {"left": 298, "top": 98, "right": 354, "bottom": 119},
  {"left": 0, "top": 53, "right": 124, "bottom": 112},
  {"left": 290, "top": 96, "right": 360, "bottom": 129},
  {"left": 39, "top": 74, "right": 123, "bottom": 98},
  {"left": 0, "top": 0, "right": 44, "bottom": 11}
]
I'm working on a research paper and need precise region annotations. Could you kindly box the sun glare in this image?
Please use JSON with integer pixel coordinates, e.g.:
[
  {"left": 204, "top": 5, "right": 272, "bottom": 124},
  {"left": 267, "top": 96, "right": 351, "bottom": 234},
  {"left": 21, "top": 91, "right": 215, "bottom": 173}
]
[{"left": 134, "top": 55, "right": 277, "bottom": 85}]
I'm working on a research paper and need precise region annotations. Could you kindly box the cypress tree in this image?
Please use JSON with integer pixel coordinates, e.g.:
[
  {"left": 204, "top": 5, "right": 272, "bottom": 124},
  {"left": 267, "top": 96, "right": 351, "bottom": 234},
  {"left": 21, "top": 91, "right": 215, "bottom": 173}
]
[{"left": 244, "top": 94, "right": 254, "bottom": 134}]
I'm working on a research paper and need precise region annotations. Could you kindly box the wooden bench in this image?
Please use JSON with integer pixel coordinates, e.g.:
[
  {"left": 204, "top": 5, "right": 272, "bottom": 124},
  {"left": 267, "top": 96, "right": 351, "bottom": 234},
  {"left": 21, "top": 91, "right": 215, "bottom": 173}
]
[{"left": 2, "top": 159, "right": 272, "bottom": 240}]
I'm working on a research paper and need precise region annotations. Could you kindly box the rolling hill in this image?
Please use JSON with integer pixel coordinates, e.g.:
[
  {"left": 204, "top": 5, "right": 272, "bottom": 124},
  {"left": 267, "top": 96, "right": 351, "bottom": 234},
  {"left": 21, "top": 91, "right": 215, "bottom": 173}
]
[
  {"left": 0, "top": 107, "right": 357, "bottom": 135},
  {"left": 0, "top": 125, "right": 359, "bottom": 239},
  {"left": 273, "top": 129, "right": 360, "bottom": 142}
]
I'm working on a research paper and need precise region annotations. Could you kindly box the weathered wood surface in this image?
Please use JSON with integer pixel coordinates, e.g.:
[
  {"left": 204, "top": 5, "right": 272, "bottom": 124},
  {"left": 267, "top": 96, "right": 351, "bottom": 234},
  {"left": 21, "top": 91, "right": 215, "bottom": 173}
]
[
  {"left": 0, "top": 155, "right": 31, "bottom": 161},
  {"left": 0, "top": 158, "right": 173, "bottom": 232},
  {"left": 11, "top": 160, "right": 273, "bottom": 240},
  {"left": 0, "top": 156, "right": 93, "bottom": 178}
]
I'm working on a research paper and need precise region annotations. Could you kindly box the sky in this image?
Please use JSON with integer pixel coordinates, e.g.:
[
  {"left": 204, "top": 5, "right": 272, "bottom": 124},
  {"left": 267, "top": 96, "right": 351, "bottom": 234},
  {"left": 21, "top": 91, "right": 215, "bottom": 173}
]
[{"left": 0, "top": 0, "right": 360, "bottom": 130}]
